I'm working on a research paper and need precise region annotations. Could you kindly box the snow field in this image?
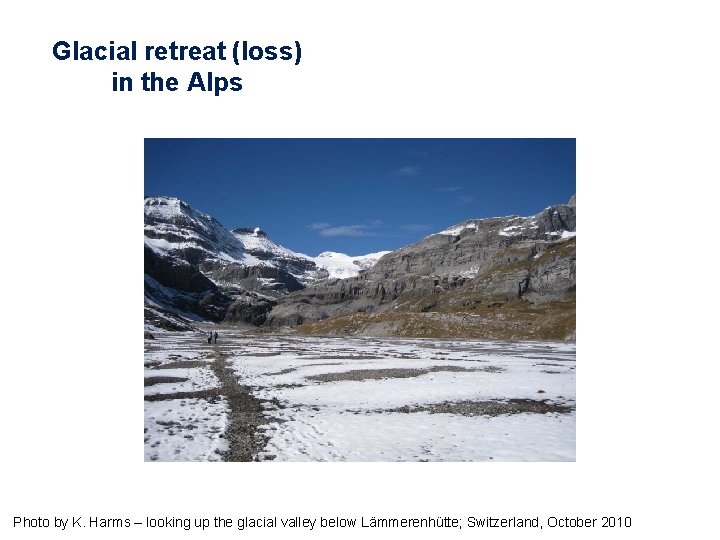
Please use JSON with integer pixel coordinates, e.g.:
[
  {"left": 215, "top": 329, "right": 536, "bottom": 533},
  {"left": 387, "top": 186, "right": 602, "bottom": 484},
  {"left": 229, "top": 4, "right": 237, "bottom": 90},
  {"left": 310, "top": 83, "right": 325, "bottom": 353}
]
[
  {"left": 144, "top": 332, "right": 575, "bottom": 461},
  {"left": 144, "top": 397, "right": 229, "bottom": 462},
  {"left": 144, "top": 334, "right": 227, "bottom": 461},
  {"left": 229, "top": 335, "right": 576, "bottom": 461}
]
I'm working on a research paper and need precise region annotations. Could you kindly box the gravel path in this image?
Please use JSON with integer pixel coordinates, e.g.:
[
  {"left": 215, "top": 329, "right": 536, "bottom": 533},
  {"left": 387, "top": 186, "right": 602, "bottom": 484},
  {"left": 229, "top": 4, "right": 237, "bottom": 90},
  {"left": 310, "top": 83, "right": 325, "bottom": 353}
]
[{"left": 209, "top": 350, "right": 280, "bottom": 461}]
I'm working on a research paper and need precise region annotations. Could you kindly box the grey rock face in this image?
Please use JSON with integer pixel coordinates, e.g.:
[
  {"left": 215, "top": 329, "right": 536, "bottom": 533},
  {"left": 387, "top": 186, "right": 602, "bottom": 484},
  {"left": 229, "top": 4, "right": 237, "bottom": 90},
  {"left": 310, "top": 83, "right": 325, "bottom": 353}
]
[
  {"left": 144, "top": 197, "right": 313, "bottom": 323},
  {"left": 266, "top": 201, "right": 576, "bottom": 327},
  {"left": 369, "top": 203, "right": 575, "bottom": 281},
  {"left": 144, "top": 247, "right": 232, "bottom": 322},
  {"left": 143, "top": 195, "right": 576, "bottom": 335},
  {"left": 199, "top": 260, "right": 305, "bottom": 297},
  {"left": 230, "top": 227, "right": 328, "bottom": 284},
  {"left": 144, "top": 245, "right": 216, "bottom": 294},
  {"left": 144, "top": 197, "right": 246, "bottom": 263},
  {"left": 224, "top": 293, "right": 277, "bottom": 326}
]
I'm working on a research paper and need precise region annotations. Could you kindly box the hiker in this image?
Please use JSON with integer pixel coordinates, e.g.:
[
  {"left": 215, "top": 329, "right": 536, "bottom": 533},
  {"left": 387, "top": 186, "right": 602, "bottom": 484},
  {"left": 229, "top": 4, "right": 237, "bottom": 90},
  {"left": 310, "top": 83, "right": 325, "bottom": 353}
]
[
  {"left": 213, "top": 331, "right": 218, "bottom": 344},
  {"left": 207, "top": 331, "right": 212, "bottom": 344}
]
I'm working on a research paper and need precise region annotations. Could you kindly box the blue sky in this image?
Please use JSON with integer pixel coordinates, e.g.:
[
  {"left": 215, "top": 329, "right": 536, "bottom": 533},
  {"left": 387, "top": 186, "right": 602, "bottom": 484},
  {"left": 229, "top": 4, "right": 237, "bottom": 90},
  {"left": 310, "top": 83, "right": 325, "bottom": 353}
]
[{"left": 145, "top": 139, "right": 575, "bottom": 256}]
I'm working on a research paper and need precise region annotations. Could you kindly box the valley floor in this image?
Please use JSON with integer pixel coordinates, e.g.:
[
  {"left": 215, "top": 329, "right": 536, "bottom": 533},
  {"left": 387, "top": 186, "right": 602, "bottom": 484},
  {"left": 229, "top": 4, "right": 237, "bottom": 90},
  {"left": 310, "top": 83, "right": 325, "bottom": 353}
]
[{"left": 144, "top": 331, "right": 575, "bottom": 461}]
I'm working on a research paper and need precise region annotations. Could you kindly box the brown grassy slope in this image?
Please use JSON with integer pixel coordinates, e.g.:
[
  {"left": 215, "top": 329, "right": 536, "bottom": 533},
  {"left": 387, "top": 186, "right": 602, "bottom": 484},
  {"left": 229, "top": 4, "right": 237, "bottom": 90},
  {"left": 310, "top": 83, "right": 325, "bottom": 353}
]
[
  {"left": 297, "top": 294, "right": 575, "bottom": 341},
  {"left": 298, "top": 238, "right": 575, "bottom": 341}
]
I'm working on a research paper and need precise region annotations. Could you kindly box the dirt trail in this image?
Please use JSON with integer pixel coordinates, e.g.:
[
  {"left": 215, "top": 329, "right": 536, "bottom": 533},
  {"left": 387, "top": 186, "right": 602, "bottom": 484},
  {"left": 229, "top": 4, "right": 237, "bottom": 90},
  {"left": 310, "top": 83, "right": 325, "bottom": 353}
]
[{"left": 209, "top": 346, "right": 277, "bottom": 461}]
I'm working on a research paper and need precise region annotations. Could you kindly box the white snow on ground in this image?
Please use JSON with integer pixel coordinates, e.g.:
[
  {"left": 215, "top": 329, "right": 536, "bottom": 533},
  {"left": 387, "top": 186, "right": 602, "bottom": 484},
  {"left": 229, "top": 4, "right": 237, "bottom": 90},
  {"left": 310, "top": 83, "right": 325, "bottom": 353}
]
[
  {"left": 256, "top": 366, "right": 573, "bottom": 410},
  {"left": 308, "top": 251, "right": 391, "bottom": 278},
  {"left": 144, "top": 366, "right": 219, "bottom": 397},
  {"left": 260, "top": 408, "right": 574, "bottom": 462},
  {"left": 227, "top": 335, "right": 575, "bottom": 462},
  {"left": 145, "top": 332, "right": 575, "bottom": 462},
  {"left": 144, "top": 333, "right": 228, "bottom": 461},
  {"left": 144, "top": 398, "right": 229, "bottom": 462}
]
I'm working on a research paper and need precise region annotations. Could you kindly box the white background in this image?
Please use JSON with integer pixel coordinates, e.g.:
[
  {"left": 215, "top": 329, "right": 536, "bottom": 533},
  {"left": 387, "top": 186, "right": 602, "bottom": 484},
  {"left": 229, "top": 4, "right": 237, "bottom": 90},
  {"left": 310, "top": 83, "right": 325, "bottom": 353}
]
[{"left": 2, "top": 0, "right": 718, "bottom": 538}]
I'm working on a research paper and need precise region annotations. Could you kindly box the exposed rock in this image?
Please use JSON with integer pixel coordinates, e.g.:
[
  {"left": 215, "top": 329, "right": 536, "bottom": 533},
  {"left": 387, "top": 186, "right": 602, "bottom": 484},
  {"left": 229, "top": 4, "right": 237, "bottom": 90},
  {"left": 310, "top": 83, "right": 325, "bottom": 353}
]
[
  {"left": 144, "top": 247, "right": 232, "bottom": 322},
  {"left": 231, "top": 227, "right": 326, "bottom": 282},
  {"left": 144, "top": 197, "right": 384, "bottom": 327},
  {"left": 266, "top": 200, "right": 576, "bottom": 335},
  {"left": 143, "top": 304, "right": 198, "bottom": 332},
  {"left": 199, "top": 260, "right": 304, "bottom": 298},
  {"left": 144, "top": 245, "right": 217, "bottom": 294},
  {"left": 143, "top": 195, "right": 576, "bottom": 340},
  {"left": 224, "top": 294, "right": 277, "bottom": 326},
  {"left": 144, "top": 198, "right": 303, "bottom": 323}
]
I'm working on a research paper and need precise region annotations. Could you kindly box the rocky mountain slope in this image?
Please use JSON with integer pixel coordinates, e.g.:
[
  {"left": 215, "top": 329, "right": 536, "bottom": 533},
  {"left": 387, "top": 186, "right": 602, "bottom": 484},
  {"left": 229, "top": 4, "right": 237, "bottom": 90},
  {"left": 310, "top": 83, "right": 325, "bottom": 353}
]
[
  {"left": 145, "top": 195, "right": 576, "bottom": 340},
  {"left": 266, "top": 197, "right": 576, "bottom": 340},
  {"left": 144, "top": 197, "right": 389, "bottom": 328}
]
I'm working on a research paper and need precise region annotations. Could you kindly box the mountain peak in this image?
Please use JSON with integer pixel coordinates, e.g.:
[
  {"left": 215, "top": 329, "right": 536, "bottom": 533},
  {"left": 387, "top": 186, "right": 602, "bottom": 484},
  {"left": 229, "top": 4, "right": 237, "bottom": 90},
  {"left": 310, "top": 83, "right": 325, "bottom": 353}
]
[
  {"left": 144, "top": 196, "right": 219, "bottom": 225},
  {"left": 144, "top": 196, "right": 184, "bottom": 214},
  {"left": 233, "top": 227, "right": 268, "bottom": 238},
  {"left": 144, "top": 196, "right": 247, "bottom": 263}
]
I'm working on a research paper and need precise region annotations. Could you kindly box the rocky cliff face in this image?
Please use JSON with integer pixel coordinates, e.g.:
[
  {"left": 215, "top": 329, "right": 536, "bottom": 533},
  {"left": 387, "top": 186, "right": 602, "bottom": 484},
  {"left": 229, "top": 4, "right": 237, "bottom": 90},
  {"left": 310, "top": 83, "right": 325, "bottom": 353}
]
[
  {"left": 372, "top": 203, "right": 575, "bottom": 281},
  {"left": 144, "top": 197, "right": 295, "bottom": 325},
  {"left": 144, "top": 197, "right": 389, "bottom": 327},
  {"left": 143, "top": 246, "right": 232, "bottom": 323},
  {"left": 265, "top": 198, "right": 576, "bottom": 339},
  {"left": 144, "top": 197, "right": 311, "bottom": 300},
  {"left": 144, "top": 195, "right": 576, "bottom": 339},
  {"left": 230, "top": 227, "right": 328, "bottom": 283}
]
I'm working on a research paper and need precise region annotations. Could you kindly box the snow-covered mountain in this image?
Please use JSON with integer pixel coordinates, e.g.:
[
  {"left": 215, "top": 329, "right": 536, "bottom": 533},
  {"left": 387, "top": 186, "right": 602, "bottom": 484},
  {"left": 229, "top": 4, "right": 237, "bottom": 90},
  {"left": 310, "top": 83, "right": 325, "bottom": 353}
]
[
  {"left": 230, "top": 227, "right": 390, "bottom": 281},
  {"left": 145, "top": 195, "right": 576, "bottom": 339},
  {"left": 144, "top": 197, "right": 390, "bottom": 327},
  {"left": 310, "top": 251, "right": 391, "bottom": 279},
  {"left": 230, "top": 227, "right": 325, "bottom": 283},
  {"left": 145, "top": 197, "right": 254, "bottom": 264}
]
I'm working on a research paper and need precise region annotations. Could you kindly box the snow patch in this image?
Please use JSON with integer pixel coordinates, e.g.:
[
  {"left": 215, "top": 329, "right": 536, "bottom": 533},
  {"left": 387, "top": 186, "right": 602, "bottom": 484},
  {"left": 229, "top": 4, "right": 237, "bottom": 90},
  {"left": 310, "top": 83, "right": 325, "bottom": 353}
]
[
  {"left": 144, "top": 398, "right": 229, "bottom": 462},
  {"left": 499, "top": 224, "right": 524, "bottom": 237},
  {"left": 230, "top": 335, "right": 576, "bottom": 462},
  {"left": 439, "top": 222, "right": 478, "bottom": 236},
  {"left": 310, "top": 251, "right": 391, "bottom": 279}
]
